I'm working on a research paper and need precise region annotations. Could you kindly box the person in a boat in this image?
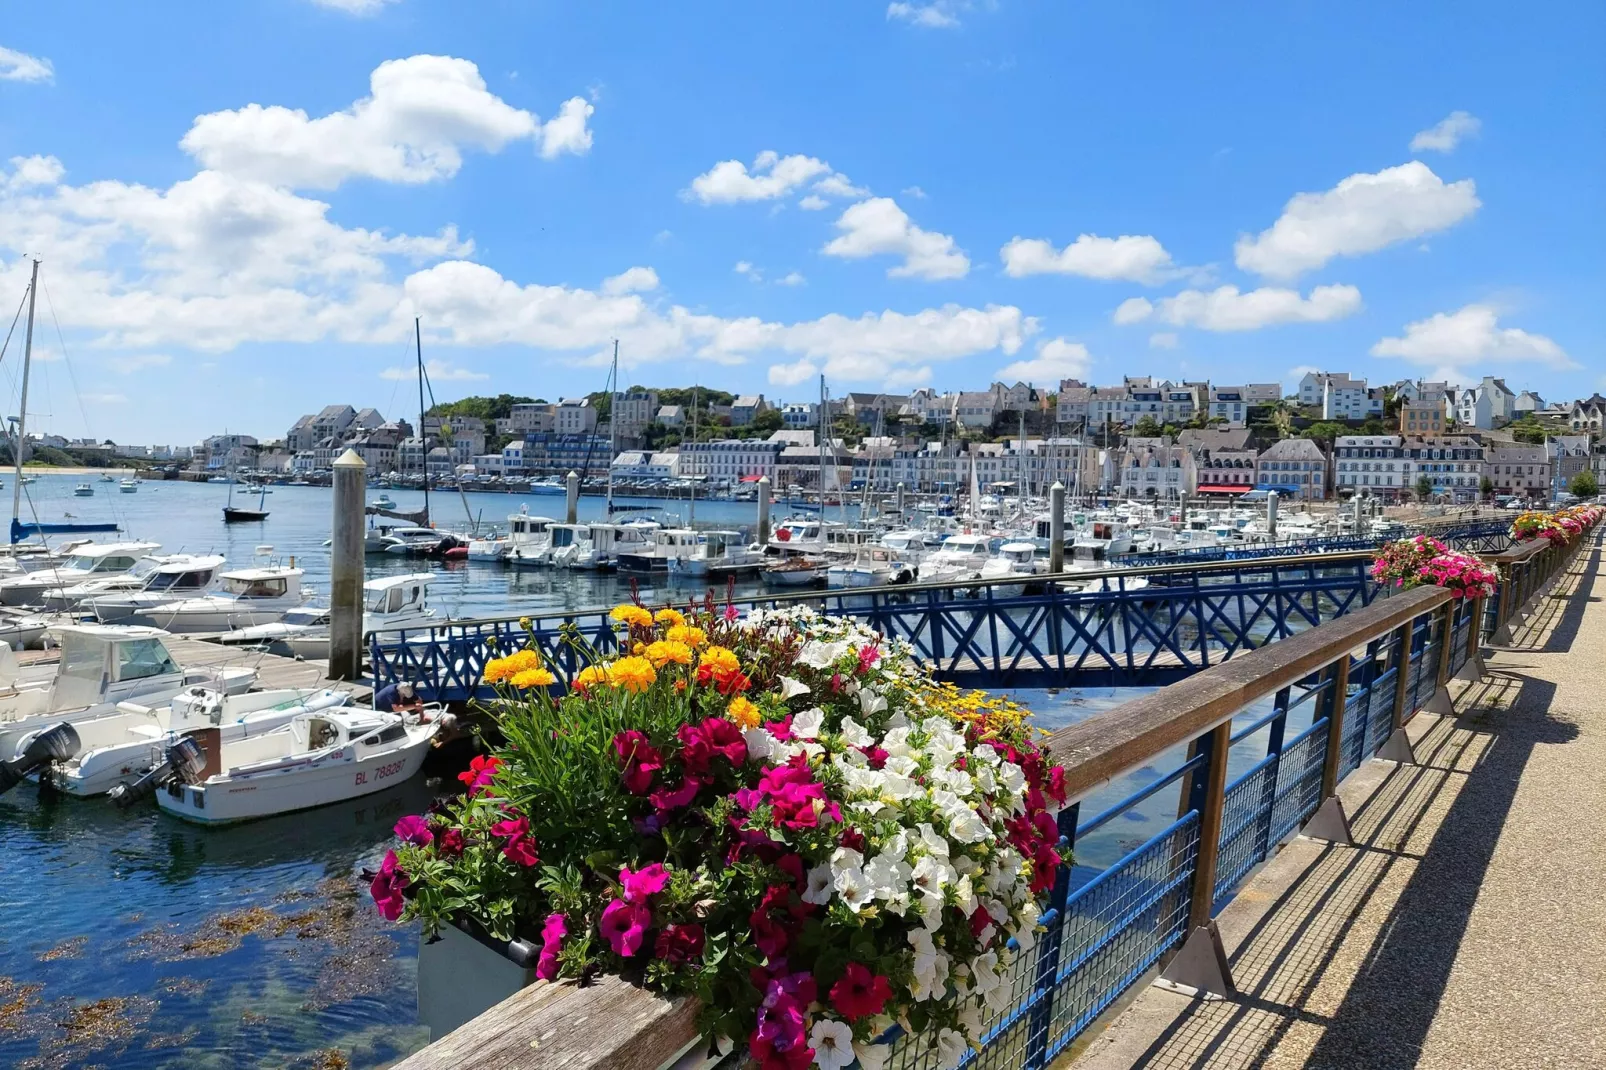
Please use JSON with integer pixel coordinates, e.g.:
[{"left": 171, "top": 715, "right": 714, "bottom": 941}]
[{"left": 373, "top": 680, "right": 423, "bottom": 714}]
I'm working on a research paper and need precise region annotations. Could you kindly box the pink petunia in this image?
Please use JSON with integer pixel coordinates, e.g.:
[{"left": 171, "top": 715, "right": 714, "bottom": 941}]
[
  {"left": 599, "top": 898, "right": 652, "bottom": 957},
  {"left": 619, "top": 862, "right": 671, "bottom": 904},
  {"left": 536, "top": 913, "right": 567, "bottom": 980},
  {"left": 369, "top": 850, "right": 408, "bottom": 921},
  {"left": 393, "top": 814, "right": 433, "bottom": 847}
]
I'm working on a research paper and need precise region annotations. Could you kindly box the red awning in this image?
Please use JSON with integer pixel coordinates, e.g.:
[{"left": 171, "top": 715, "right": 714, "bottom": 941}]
[
  {"left": 739, "top": 475, "right": 763, "bottom": 483},
  {"left": 1197, "top": 484, "right": 1253, "bottom": 494}
]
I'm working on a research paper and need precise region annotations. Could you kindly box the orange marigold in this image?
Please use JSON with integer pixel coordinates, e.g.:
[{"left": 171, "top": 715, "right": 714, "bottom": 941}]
[
  {"left": 654, "top": 608, "right": 686, "bottom": 627},
  {"left": 698, "top": 645, "right": 740, "bottom": 677},
  {"left": 510, "top": 667, "right": 557, "bottom": 688},
  {"left": 665, "top": 624, "right": 707, "bottom": 648},
  {"left": 644, "top": 639, "right": 693, "bottom": 669},
  {"left": 573, "top": 665, "right": 613, "bottom": 693},
  {"left": 610, "top": 604, "right": 654, "bottom": 629},
  {"left": 610, "top": 655, "right": 658, "bottom": 694},
  {"left": 727, "top": 695, "right": 761, "bottom": 729}
]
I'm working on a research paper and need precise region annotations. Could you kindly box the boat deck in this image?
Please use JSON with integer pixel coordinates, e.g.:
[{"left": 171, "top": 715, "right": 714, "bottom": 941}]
[{"left": 15, "top": 637, "right": 372, "bottom": 701}]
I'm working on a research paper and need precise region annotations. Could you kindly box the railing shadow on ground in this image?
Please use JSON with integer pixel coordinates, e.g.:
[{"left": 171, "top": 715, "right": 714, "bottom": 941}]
[
  {"left": 1527, "top": 544, "right": 1600, "bottom": 654},
  {"left": 1108, "top": 666, "right": 1576, "bottom": 1070}
]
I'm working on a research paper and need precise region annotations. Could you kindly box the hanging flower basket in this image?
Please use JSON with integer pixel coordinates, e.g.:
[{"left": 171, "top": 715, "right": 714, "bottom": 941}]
[
  {"left": 1371, "top": 536, "right": 1496, "bottom": 600},
  {"left": 374, "top": 600, "right": 1067, "bottom": 1070}
]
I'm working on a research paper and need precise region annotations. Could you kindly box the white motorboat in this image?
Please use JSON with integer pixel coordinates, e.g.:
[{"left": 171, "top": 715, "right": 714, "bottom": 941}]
[
  {"left": 975, "top": 542, "right": 1044, "bottom": 591},
  {"left": 48, "top": 553, "right": 226, "bottom": 614},
  {"left": 22, "top": 686, "right": 353, "bottom": 798},
  {"left": 0, "top": 541, "right": 162, "bottom": 607},
  {"left": 529, "top": 477, "right": 566, "bottom": 495},
  {"left": 73, "top": 483, "right": 94, "bottom": 497},
  {"left": 617, "top": 528, "right": 700, "bottom": 574},
  {"left": 0, "top": 610, "right": 49, "bottom": 650},
  {"left": 763, "top": 556, "right": 830, "bottom": 587},
  {"left": 0, "top": 625, "right": 257, "bottom": 761},
  {"left": 504, "top": 512, "right": 558, "bottom": 567},
  {"left": 880, "top": 529, "right": 946, "bottom": 566},
  {"left": 554, "top": 521, "right": 656, "bottom": 570},
  {"left": 379, "top": 527, "right": 447, "bottom": 555},
  {"left": 828, "top": 545, "right": 916, "bottom": 589},
  {"left": 153, "top": 706, "right": 439, "bottom": 824},
  {"left": 918, "top": 534, "right": 994, "bottom": 585},
  {"left": 217, "top": 573, "right": 436, "bottom": 659},
  {"left": 464, "top": 534, "right": 509, "bottom": 562},
  {"left": 667, "top": 530, "right": 765, "bottom": 578},
  {"left": 100, "top": 565, "right": 307, "bottom": 634},
  {"left": 119, "top": 478, "right": 138, "bottom": 493}
]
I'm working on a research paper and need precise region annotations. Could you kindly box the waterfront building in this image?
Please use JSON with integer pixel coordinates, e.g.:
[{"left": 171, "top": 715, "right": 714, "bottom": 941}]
[{"left": 1256, "top": 437, "right": 1328, "bottom": 500}]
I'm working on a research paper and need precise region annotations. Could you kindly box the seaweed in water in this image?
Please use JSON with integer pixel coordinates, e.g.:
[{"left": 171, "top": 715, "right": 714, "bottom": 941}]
[{"left": 36, "top": 938, "right": 87, "bottom": 963}]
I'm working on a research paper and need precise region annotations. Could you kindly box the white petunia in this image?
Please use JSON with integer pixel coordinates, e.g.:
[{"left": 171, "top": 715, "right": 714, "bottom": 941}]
[
  {"left": 803, "top": 863, "right": 834, "bottom": 905},
  {"left": 797, "top": 639, "right": 850, "bottom": 670},
  {"left": 831, "top": 846, "right": 865, "bottom": 872},
  {"left": 864, "top": 852, "right": 913, "bottom": 899},
  {"left": 854, "top": 1041, "right": 892, "bottom": 1070},
  {"left": 880, "top": 774, "right": 921, "bottom": 801},
  {"left": 912, "top": 854, "right": 956, "bottom": 896},
  {"left": 936, "top": 766, "right": 974, "bottom": 796},
  {"left": 884, "top": 754, "right": 919, "bottom": 779},
  {"left": 936, "top": 1028, "right": 969, "bottom": 1070},
  {"left": 880, "top": 830, "right": 909, "bottom": 860},
  {"left": 743, "top": 727, "right": 774, "bottom": 761},
  {"left": 953, "top": 874, "right": 976, "bottom": 910},
  {"left": 971, "top": 950, "right": 1000, "bottom": 994},
  {"left": 946, "top": 805, "right": 989, "bottom": 844},
  {"left": 858, "top": 687, "right": 888, "bottom": 717},
  {"left": 917, "top": 822, "right": 950, "bottom": 858},
  {"left": 881, "top": 726, "right": 913, "bottom": 758},
  {"left": 834, "top": 866, "right": 873, "bottom": 911},
  {"left": 799, "top": 740, "right": 825, "bottom": 759},
  {"left": 918, "top": 889, "right": 946, "bottom": 931},
  {"left": 973, "top": 763, "right": 998, "bottom": 794},
  {"left": 907, "top": 927, "right": 936, "bottom": 957},
  {"left": 778, "top": 675, "right": 812, "bottom": 699},
  {"left": 792, "top": 706, "right": 825, "bottom": 740},
  {"left": 839, "top": 715, "right": 873, "bottom": 748},
  {"left": 957, "top": 1000, "right": 984, "bottom": 1043},
  {"left": 999, "top": 762, "right": 1026, "bottom": 794},
  {"left": 884, "top": 891, "right": 910, "bottom": 916},
  {"left": 971, "top": 744, "right": 1001, "bottom": 767},
  {"left": 1011, "top": 899, "right": 1041, "bottom": 951},
  {"left": 810, "top": 1018, "right": 856, "bottom": 1070}
]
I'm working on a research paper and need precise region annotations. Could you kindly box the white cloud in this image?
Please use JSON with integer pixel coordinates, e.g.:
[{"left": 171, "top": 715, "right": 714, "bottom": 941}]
[
  {"left": 1000, "top": 233, "right": 1177, "bottom": 284},
  {"left": 997, "top": 337, "right": 1091, "bottom": 385},
  {"left": 1370, "top": 305, "right": 1575, "bottom": 371},
  {"left": 179, "top": 55, "right": 587, "bottom": 190},
  {"left": 82, "top": 392, "right": 128, "bottom": 404},
  {"left": 106, "top": 354, "right": 173, "bottom": 374},
  {"left": 600, "top": 266, "right": 658, "bottom": 296},
  {"left": 685, "top": 152, "right": 831, "bottom": 204},
  {"left": 768, "top": 359, "right": 817, "bottom": 387},
  {"left": 777, "top": 272, "right": 806, "bottom": 287},
  {"left": 882, "top": 365, "right": 932, "bottom": 389},
  {"left": 5, "top": 154, "right": 63, "bottom": 188},
  {"left": 1121, "top": 284, "right": 1362, "bottom": 332},
  {"left": 1285, "top": 364, "right": 1321, "bottom": 389},
  {"left": 733, "top": 260, "right": 762, "bottom": 281},
  {"left": 1112, "top": 297, "right": 1153, "bottom": 325},
  {"left": 1148, "top": 332, "right": 1178, "bottom": 349},
  {"left": 901, "top": 185, "right": 927, "bottom": 199},
  {"left": 538, "top": 97, "right": 594, "bottom": 159},
  {"left": 0, "top": 45, "right": 53, "bottom": 83},
  {"left": 1410, "top": 111, "right": 1481, "bottom": 153},
  {"left": 798, "top": 195, "right": 829, "bottom": 211},
  {"left": 1226, "top": 162, "right": 1477, "bottom": 279},
  {"left": 1234, "top": 162, "right": 1479, "bottom": 279},
  {"left": 813, "top": 173, "right": 869, "bottom": 199},
  {"left": 822, "top": 198, "right": 969, "bottom": 280},
  {"left": 309, "top": 0, "right": 399, "bottom": 12},
  {"left": 887, "top": 2, "right": 966, "bottom": 28},
  {"left": 382, "top": 358, "right": 488, "bottom": 382}
]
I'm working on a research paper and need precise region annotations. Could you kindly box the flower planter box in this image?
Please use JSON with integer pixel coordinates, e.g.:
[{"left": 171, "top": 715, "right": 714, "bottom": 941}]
[{"left": 415, "top": 919, "right": 539, "bottom": 1039}]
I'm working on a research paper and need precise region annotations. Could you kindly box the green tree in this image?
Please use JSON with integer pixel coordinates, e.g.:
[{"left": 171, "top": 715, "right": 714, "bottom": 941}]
[
  {"left": 428, "top": 393, "right": 536, "bottom": 422},
  {"left": 750, "top": 408, "right": 784, "bottom": 434},
  {"left": 1570, "top": 471, "right": 1600, "bottom": 498},
  {"left": 1480, "top": 475, "right": 1495, "bottom": 500},
  {"left": 1415, "top": 474, "right": 1435, "bottom": 501},
  {"left": 1301, "top": 421, "right": 1349, "bottom": 444},
  {"left": 1132, "top": 415, "right": 1163, "bottom": 439}
]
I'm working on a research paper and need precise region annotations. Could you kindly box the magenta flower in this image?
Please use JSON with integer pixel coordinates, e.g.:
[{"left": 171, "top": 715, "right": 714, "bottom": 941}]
[
  {"left": 723, "top": 603, "right": 740, "bottom": 622},
  {"left": 537, "top": 912, "right": 567, "bottom": 980},
  {"left": 613, "top": 730, "right": 663, "bottom": 795},
  {"left": 599, "top": 898, "right": 652, "bottom": 957},
  {"left": 619, "top": 862, "right": 671, "bottom": 904},
  {"left": 491, "top": 814, "right": 539, "bottom": 867},
  {"left": 369, "top": 850, "right": 409, "bottom": 921},
  {"left": 393, "top": 814, "right": 433, "bottom": 847},
  {"left": 856, "top": 643, "right": 881, "bottom": 673},
  {"left": 648, "top": 776, "right": 703, "bottom": 815}
]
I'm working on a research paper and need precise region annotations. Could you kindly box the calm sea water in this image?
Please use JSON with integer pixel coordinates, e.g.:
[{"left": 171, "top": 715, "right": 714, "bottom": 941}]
[{"left": 0, "top": 475, "right": 1295, "bottom": 1067}]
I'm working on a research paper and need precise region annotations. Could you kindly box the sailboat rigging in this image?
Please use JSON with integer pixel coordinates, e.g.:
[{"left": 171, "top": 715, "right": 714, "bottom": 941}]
[
  {"left": 222, "top": 428, "right": 268, "bottom": 523},
  {"left": 8, "top": 259, "right": 119, "bottom": 543}
]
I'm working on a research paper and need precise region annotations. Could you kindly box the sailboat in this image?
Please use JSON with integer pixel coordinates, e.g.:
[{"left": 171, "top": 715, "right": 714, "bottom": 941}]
[
  {"left": 222, "top": 448, "right": 269, "bottom": 523},
  {"left": 8, "top": 260, "right": 120, "bottom": 546}
]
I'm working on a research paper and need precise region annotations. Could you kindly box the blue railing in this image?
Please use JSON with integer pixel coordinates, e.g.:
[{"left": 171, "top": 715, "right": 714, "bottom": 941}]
[
  {"left": 373, "top": 554, "right": 1392, "bottom": 699},
  {"left": 877, "top": 590, "right": 1482, "bottom": 1070}
]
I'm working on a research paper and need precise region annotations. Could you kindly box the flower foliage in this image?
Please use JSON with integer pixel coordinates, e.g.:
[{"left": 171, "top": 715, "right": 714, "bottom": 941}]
[
  {"left": 373, "top": 601, "right": 1069, "bottom": 1070},
  {"left": 1371, "top": 535, "right": 1498, "bottom": 601},
  {"left": 1511, "top": 505, "right": 1602, "bottom": 546}
]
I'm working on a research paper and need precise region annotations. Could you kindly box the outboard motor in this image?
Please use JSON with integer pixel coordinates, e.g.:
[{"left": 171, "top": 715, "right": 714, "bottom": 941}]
[
  {"left": 109, "top": 736, "right": 208, "bottom": 810},
  {"left": 0, "top": 723, "right": 82, "bottom": 795}
]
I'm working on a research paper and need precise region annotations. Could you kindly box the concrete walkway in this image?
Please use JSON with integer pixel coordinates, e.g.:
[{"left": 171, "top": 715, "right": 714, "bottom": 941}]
[{"left": 1068, "top": 535, "right": 1606, "bottom": 1070}]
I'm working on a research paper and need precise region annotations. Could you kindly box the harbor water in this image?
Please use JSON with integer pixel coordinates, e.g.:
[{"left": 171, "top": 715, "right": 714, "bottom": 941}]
[{"left": 0, "top": 474, "right": 1283, "bottom": 1067}]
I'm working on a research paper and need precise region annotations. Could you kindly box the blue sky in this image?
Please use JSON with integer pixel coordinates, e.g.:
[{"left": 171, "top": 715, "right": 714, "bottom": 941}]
[{"left": 1, "top": 1, "right": 1601, "bottom": 444}]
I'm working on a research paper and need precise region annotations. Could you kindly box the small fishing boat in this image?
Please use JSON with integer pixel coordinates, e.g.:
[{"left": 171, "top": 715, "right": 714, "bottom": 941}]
[
  {"left": 106, "top": 565, "right": 306, "bottom": 634},
  {"left": 217, "top": 574, "right": 435, "bottom": 660},
  {"left": 763, "top": 555, "right": 830, "bottom": 587},
  {"left": 119, "top": 478, "right": 138, "bottom": 493},
  {"left": 152, "top": 706, "right": 439, "bottom": 824},
  {"left": 23, "top": 686, "right": 353, "bottom": 799},
  {"left": 73, "top": 483, "right": 93, "bottom": 497},
  {"left": 98, "top": 474, "right": 116, "bottom": 483},
  {"left": 0, "top": 541, "right": 162, "bottom": 607},
  {"left": 827, "top": 545, "right": 916, "bottom": 589},
  {"left": 373, "top": 494, "right": 397, "bottom": 510}
]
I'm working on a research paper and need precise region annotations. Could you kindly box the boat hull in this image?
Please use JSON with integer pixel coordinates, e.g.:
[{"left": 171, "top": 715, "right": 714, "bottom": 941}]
[{"left": 155, "top": 732, "right": 435, "bottom": 825}]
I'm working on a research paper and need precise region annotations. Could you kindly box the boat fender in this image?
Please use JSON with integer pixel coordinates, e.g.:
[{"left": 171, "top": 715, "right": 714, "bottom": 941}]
[{"left": 0, "top": 722, "right": 81, "bottom": 795}]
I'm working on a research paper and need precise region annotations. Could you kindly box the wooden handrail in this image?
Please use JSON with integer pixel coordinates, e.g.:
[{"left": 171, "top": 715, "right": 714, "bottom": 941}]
[
  {"left": 1044, "top": 585, "right": 1451, "bottom": 804},
  {"left": 389, "top": 974, "right": 702, "bottom": 1070}
]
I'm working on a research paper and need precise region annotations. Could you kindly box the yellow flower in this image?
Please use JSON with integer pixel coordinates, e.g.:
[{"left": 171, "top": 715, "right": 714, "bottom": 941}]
[
  {"left": 654, "top": 608, "right": 686, "bottom": 627},
  {"left": 699, "top": 645, "right": 740, "bottom": 677},
  {"left": 510, "top": 667, "right": 557, "bottom": 689},
  {"left": 482, "top": 657, "right": 513, "bottom": 684},
  {"left": 666, "top": 624, "right": 707, "bottom": 648},
  {"left": 611, "top": 604, "right": 654, "bottom": 629},
  {"left": 727, "top": 694, "right": 761, "bottom": 729},
  {"left": 644, "top": 640, "right": 693, "bottom": 669},
  {"left": 573, "top": 665, "right": 612, "bottom": 693},
  {"left": 610, "top": 655, "right": 658, "bottom": 694},
  {"left": 483, "top": 648, "right": 540, "bottom": 684},
  {"left": 633, "top": 641, "right": 646, "bottom": 655}
]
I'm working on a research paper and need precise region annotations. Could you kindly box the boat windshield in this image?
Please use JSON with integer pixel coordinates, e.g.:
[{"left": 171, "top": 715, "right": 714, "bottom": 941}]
[
  {"left": 225, "top": 576, "right": 288, "bottom": 597},
  {"left": 117, "top": 638, "right": 179, "bottom": 682},
  {"left": 57, "top": 633, "right": 105, "bottom": 681},
  {"left": 147, "top": 569, "right": 212, "bottom": 591},
  {"left": 282, "top": 607, "right": 331, "bottom": 626}
]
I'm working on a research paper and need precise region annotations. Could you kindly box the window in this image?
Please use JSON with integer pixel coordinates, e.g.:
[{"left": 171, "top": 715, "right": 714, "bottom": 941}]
[{"left": 118, "top": 638, "right": 179, "bottom": 682}]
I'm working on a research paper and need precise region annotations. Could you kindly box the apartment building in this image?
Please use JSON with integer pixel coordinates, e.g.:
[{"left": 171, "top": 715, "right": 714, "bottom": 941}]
[
  {"left": 1399, "top": 401, "right": 1443, "bottom": 436},
  {"left": 1548, "top": 435, "right": 1592, "bottom": 497},
  {"left": 556, "top": 398, "right": 597, "bottom": 435},
  {"left": 1197, "top": 448, "right": 1260, "bottom": 495},
  {"left": 1256, "top": 438, "right": 1328, "bottom": 501},
  {"left": 678, "top": 438, "right": 785, "bottom": 484},
  {"left": 521, "top": 432, "right": 614, "bottom": 477},
  {"left": 1569, "top": 395, "right": 1606, "bottom": 434},
  {"left": 655, "top": 404, "right": 684, "bottom": 429},
  {"left": 1487, "top": 445, "right": 1550, "bottom": 499},
  {"left": 1207, "top": 386, "right": 1250, "bottom": 428},
  {"left": 954, "top": 391, "right": 1002, "bottom": 430},
  {"left": 1056, "top": 381, "right": 1092, "bottom": 426},
  {"left": 1407, "top": 435, "right": 1486, "bottom": 502},
  {"left": 1120, "top": 441, "right": 1199, "bottom": 500},
  {"left": 611, "top": 391, "right": 659, "bottom": 437},
  {"left": 730, "top": 395, "right": 769, "bottom": 427},
  {"left": 1334, "top": 435, "right": 1407, "bottom": 498}
]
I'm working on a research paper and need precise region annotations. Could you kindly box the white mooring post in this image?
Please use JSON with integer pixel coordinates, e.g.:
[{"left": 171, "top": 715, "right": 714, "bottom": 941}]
[
  {"left": 330, "top": 448, "right": 367, "bottom": 681},
  {"left": 565, "top": 470, "right": 580, "bottom": 524},
  {"left": 756, "top": 476, "right": 772, "bottom": 546},
  {"left": 1049, "top": 481, "right": 1066, "bottom": 574}
]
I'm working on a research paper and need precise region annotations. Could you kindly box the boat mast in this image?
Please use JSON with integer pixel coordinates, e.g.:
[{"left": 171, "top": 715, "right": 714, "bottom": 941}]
[
  {"left": 606, "top": 340, "right": 618, "bottom": 515},
  {"left": 688, "top": 383, "right": 697, "bottom": 526},
  {"left": 11, "top": 259, "right": 38, "bottom": 529},
  {"left": 818, "top": 374, "right": 828, "bottom": 514},
  {"left": 416, "top": 317, "right": 430, "bottom": 524}
]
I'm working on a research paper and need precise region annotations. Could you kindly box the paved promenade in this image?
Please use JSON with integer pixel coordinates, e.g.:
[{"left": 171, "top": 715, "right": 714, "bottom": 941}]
[{"left": 1069, "top": 534, "right": 1606, "bottom": 1070}]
